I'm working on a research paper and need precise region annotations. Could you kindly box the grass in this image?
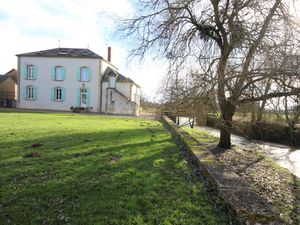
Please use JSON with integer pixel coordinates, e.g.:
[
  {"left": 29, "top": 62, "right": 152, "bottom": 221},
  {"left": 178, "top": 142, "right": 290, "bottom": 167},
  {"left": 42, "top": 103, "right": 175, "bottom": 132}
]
[
  {"left": 0, "top": 112, "right": 228, "bottom": 225},
  {"left": 182, "top": 127, "right": 218, "bottom": 144}
]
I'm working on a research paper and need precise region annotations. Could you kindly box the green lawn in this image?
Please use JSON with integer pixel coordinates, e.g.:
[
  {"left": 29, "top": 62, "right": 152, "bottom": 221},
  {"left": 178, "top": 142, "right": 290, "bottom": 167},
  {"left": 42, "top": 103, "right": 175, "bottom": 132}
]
[{"left": 0, "top": 112, "right": 228, "bottom": 225}]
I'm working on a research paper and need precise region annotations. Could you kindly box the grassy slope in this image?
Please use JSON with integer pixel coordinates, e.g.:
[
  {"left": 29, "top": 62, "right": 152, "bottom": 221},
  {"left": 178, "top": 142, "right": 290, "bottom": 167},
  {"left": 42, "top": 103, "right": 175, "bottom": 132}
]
[{"left": 0, "top": 112, "right": 227, "bottom": 225}]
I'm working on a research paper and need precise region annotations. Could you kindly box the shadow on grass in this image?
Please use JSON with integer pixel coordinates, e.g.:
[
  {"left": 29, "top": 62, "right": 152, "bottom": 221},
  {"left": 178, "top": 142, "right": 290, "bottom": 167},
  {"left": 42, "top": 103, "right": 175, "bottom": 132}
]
[
  {"left": 0, "top": 126, "right": 164, "bottom": 160},
  {"left": 1, "top": 126, "right": 229, "bottom": 225}
]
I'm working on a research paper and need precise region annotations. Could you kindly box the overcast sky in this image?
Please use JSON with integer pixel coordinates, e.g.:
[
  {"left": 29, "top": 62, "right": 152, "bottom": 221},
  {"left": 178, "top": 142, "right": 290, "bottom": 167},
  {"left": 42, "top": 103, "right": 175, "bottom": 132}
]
[{"left": 0, "top": 0, "right": 167, "bottom": 100}]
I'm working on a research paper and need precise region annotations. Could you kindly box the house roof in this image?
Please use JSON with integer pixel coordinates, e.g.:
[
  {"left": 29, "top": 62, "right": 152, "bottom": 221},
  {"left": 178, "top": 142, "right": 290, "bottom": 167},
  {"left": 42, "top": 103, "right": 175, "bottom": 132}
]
[
  {"left": 102, "top": 67, "right": 141, "bottom": 88},
  {"left": 0, "top": 69, "right": 17, "bottom": 83},
  {"left": 16, "top": 48, "right": 102, "bottom": 59}
]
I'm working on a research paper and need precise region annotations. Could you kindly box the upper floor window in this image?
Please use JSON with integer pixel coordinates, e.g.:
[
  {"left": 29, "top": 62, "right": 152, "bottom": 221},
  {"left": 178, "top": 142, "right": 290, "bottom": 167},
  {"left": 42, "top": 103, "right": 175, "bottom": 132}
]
[
  {"left": 55, "top": 66, "right": 64, "bottom": 80},
  {"left": 26, "top": 65, "right": 34, "bottom": 79},
  {"left": 77, "top": 66, "right": 91, "bottom": 82},
  {"left": 109, "top": 76, "right": 116, "bottom": 88},
  {"left": 52, "top": 66, "right": 65, "bottom": 81},
  {"left": 81, "top": 67, "right": 89, "bottom": 81}
]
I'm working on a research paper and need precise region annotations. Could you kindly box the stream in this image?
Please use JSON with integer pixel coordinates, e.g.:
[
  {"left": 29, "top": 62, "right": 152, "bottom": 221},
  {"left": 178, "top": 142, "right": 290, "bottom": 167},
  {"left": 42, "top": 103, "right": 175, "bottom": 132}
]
[{"left": 176, "top": 117, "right": 300, "bottom": 177}]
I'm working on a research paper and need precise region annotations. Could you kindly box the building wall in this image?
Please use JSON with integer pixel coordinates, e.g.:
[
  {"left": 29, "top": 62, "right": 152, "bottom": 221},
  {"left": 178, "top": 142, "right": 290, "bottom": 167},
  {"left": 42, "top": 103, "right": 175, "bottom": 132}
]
[
  {"left": 18, "top": 57, "right": 100, "bottom": 112},
  {"left": 101, "top": 82, "right": 131, "bottom": 113},
  {"left": 0, "top": 78, "right": 17, "bottom": 99},
  {"left": 101, "top": 81, "right": 140, "bottom": 115},
  {"left": 130, "top": 85, "right": 140, "bottom": 106},
  {"left": 101, "top": 82, "right": 108, "bottom": 112},
  {"left": 105, "top": 88, "right": 137, "bottom": 115}
]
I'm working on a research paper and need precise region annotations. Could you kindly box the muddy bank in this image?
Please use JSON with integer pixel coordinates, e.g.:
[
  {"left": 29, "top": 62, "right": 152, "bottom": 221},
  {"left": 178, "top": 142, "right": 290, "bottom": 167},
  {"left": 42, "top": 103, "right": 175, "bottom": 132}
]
[{"left": 215, "top": 146, "right": 300, "bottom": 225}]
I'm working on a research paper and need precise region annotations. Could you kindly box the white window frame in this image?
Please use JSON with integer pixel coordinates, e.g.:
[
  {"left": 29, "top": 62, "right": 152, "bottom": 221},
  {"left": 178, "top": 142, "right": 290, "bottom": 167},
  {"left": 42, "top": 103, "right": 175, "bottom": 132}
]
[
  {"left": 81, "top": 89, "right": 87, "bottom": 105},
  {"left": 27, "top": 65, "right": 34, "bottom": 79},
  {"left": 109, "top": 76, "right": 116, "bottom": 88},
  {"left": 80, "top": 67, "right": 89, "bottom": 81},
  {"left": 27, "top": 86, "right": 34, "bottom": 100},
  {"left": 55, "top": 87, "right": 63, "bottom": 101},
  {"left": 55, "top": 66, "right": 63, "bottom": 81}
]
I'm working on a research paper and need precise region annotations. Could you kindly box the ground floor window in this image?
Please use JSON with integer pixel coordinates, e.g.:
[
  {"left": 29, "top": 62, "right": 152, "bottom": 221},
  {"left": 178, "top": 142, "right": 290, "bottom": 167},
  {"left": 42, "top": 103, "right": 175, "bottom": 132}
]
[
  {"left": 23, "top": 85, "right": 37, "bottom": 100},
  {"left": 51, "top": 87, "right": 65, "bottom": 102},
  {"left": 27, "top": 86, "right": 34, "bottom": 99},
  {"left": 55, "top": 87, "right": 62, "bottom": 101}
]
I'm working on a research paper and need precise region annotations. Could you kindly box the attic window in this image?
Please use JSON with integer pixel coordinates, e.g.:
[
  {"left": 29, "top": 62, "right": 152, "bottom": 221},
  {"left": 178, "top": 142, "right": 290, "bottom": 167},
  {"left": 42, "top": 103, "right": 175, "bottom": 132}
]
[
  {"left": 58, "top": 51, "right": 69, "bottom": 55},
  {"left": 109, "top": 76, "right": 116, "bottom": 88},
  {"left": 82, "top": 52, "right": 89, "bottom": 56}
]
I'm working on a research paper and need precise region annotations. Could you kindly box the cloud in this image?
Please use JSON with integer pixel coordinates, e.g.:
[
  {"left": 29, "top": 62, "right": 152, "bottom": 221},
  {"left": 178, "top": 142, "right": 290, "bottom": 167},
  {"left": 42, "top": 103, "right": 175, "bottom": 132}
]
[{"left": 0, "top": 0, "right": 167, "bottom": 98}]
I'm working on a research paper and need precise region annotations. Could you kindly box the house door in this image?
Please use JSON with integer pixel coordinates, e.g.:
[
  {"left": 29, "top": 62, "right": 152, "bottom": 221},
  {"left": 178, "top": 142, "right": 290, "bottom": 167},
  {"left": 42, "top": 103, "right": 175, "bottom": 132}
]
[{"left": 81, "top": 90, "right": 87, "bottom": 108}]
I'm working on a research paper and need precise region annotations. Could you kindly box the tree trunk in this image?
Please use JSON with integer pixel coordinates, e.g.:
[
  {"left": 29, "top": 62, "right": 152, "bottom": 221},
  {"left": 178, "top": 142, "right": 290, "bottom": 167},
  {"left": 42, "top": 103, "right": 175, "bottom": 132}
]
[
  {"left": 250, "top": 102, "right": 257, "bottom": 123},
  {"left": 218, "top": 101, "right": 235, "bottom": 149},
  {"left": 189, "top": 117, "right": 195, "bottom": 128}
]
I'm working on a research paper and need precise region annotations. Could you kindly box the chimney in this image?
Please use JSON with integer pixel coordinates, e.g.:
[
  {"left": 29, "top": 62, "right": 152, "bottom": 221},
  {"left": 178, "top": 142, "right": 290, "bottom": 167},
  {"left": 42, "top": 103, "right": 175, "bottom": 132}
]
[{"left": 107, "top": 47, "right": 111, "bottom": 62}]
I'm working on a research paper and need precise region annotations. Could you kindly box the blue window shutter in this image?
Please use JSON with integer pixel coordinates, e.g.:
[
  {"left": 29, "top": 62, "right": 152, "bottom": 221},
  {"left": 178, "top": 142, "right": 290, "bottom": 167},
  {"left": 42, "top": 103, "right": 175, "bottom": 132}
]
[
  {"left": 62, "top": 67, "right": 66, "bottom": 80},
  {"left": 22, "top": 87, "right": 27, "bottom": 100},
  {"left": 77, "top": 67, "right": 81, "bottom": 81},
  {"left": 52, "top": 66, "right": 56, "bottom": 80},
  {"left": 88, "top": 68, "right": 92, "bottom": 81},
  {"left": 33, "top": 86, "right": 38, "bottom": 100},
  {"left": 51, "top": 88, "right": 55, "bottom": 101},
  {"left": 76, "top": 88, "right": 81, "bottom": 107},
  {"left": 86, "top": 88, "right": 91, "bottom": 107},
  {"left": 62, "top": 88, "right": 65, "bottom": 101},
  {"left": 33, "top": 66, "right": 37, "bottom": 80}
]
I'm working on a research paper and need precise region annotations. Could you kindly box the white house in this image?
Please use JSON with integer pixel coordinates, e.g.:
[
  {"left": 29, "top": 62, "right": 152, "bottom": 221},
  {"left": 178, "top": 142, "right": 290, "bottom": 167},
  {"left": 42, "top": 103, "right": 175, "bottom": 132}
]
[{"left": 16, "top": 47, "right": 140, "bottom": 115}]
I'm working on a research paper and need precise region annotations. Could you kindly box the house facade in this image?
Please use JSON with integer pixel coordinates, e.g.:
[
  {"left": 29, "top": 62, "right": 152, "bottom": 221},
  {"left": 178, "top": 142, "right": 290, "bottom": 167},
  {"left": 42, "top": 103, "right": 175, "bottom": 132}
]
[
  {"left": 0, "top": 69, "right": 17, "bottom": 107},
  {"left": 17, "top": 48, "right": 140, "bottom": 115}
]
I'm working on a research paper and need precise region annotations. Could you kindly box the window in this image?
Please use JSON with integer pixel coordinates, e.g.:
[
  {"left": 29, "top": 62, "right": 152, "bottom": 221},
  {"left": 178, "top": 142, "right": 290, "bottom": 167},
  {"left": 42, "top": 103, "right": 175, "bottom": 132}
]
[
  {"left": 27, "top": 86, "right": 34, "bottom": 99},
  {"left": 27, "top": 65, "right": 34, "bottom": 79},
  {"left": 55, "top": 87, "right": 62, "bottom": 101},
  {"left": 23, "top": 86, "right": 37, "bottom": 100},
  {"left": 55, "top": 66, "right": 64, "bottom": 80},
  {"left": 109, "top": 76, "right": 116, "bottom": 88},
  {"left": 51, "top": 87, "right": 65, "bottom": 102},
  {"left": 80, "top": 67, "right": 89, "bottom": 81}
]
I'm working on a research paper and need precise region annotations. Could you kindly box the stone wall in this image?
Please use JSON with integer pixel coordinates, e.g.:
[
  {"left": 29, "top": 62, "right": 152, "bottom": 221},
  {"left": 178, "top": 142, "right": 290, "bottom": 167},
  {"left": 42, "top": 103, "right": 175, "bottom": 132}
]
[{"left": 161, "top": 115, "right": 281, "bottom": 225}]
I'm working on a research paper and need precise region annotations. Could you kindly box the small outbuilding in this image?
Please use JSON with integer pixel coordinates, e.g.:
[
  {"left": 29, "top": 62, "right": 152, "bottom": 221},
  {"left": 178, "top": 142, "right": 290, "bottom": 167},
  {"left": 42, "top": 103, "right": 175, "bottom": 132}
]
[{"left": 0, "top": 69, "right": 17, "bottom": 107}]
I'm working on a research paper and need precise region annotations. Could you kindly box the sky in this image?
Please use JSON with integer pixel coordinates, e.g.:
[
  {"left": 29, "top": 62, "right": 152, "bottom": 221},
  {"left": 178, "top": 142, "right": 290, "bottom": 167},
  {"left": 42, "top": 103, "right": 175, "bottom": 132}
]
[
  {"left": 0, "top": 0, "right": 299, "bottom": 101},
  {"left": 0, "top": 0, "right": 167, "bottom": 100}
]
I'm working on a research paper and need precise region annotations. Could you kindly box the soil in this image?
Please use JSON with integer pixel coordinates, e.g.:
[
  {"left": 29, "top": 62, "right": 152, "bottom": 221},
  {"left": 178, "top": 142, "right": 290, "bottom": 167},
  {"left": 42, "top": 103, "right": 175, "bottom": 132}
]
[
  {"left": 31, "top": 143, "right": 43, "bottom": 148},
  {"left": 211, "top": 144, "right": 300, "bottom": 225},
  {"left": 24, "top": 152, "right": 41, "bottom": 158}
]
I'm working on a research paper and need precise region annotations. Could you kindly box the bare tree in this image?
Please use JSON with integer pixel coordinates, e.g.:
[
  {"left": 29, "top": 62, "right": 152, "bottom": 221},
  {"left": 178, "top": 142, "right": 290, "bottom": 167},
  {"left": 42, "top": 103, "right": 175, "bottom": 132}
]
[
  {"left": 120, "top": 0, "right": 300, "bottom": 149},
  {"left": 160, "top": 69, "right": 214, "bottom": 127}
]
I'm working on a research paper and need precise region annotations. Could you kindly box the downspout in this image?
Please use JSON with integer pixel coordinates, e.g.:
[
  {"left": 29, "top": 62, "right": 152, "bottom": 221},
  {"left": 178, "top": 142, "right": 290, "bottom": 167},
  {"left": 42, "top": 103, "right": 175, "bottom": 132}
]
[
  {"left": 130, "top": 83, "right": 132, "bottom": 101},
  {"left": 98, "top": 59, "right": 102, "bottom": 113},
  {"left": 17, "top": 56, "right": 21, "bottom": 106}
]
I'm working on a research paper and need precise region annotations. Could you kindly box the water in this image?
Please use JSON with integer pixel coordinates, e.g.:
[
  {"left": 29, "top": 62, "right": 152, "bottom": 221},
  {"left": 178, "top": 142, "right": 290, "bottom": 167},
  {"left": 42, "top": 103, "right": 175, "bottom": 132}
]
[
  {"left": 176, "top": 116, "right": 300, "bottom": 177},
  {"left": 198, "top": 126, "right": 300, "bottom": 178}
]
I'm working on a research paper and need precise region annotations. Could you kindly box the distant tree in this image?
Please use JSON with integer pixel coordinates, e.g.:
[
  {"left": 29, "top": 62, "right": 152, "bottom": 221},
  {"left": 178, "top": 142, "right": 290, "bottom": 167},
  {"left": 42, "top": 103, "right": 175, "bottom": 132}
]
[
  {"left": 121, "top": 0, "right": 300, "bottom": 149},
  {"left": 159, "top": 68, "right": 216, "bottom": 128}
]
